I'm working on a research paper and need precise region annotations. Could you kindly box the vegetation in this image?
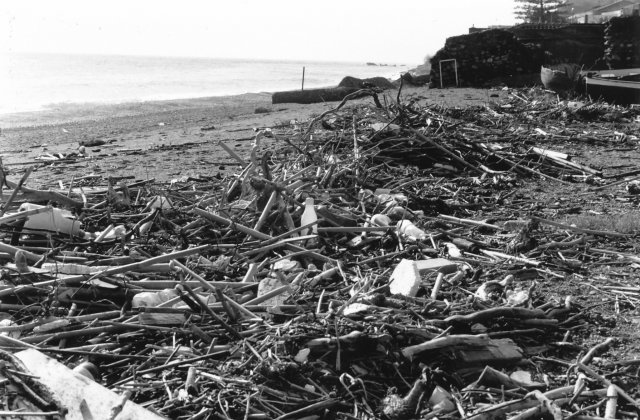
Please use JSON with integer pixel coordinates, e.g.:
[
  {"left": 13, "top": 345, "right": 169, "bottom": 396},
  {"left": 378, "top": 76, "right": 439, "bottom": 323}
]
[{"left": 514, "top": 0, "right": 568, "bottom": 24}]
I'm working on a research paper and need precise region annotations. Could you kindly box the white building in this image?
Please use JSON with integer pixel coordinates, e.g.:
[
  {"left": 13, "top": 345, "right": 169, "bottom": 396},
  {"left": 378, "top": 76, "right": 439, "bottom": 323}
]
[{"left": 567, "top": 0, "right": 640, "bottom": 23}]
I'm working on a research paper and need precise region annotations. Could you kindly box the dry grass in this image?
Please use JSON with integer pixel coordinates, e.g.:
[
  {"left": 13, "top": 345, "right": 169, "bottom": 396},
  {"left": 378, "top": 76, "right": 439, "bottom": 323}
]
[{"left": 563, "top": 212, "right": 640, "bottom": 234}]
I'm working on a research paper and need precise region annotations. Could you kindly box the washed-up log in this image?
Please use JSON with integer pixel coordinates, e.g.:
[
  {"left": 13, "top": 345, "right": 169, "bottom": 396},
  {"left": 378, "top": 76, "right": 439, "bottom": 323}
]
[
  {"left": 402, "top": 334, "right": 523, "bottom": 364},
  {"left": 272, "top": 87, "right": 363, "bottom": 104},
  {"left": 532, "top": 147, "right": 601, "bottom": 176}
]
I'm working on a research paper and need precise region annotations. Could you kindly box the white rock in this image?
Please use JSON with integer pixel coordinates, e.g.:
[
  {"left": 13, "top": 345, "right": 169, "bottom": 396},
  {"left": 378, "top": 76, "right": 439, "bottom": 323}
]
[{"left": 389, "top": 259, "right": 421, "bottom": 297}]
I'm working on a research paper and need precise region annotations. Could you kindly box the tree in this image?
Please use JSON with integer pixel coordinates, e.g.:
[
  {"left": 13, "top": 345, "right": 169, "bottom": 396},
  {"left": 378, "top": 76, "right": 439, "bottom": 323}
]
[{"left": 514, "top": 0, "right": 568, "bottom": 24}]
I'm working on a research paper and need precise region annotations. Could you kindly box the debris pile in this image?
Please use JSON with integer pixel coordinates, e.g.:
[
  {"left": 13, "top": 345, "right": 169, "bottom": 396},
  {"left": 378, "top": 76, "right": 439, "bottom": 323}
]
[
  {"left": 604, "top": 16, "right": 640, "bottom": 69},
  {"left": 0, "top": 88, "right": 640, "bottom": 419}
]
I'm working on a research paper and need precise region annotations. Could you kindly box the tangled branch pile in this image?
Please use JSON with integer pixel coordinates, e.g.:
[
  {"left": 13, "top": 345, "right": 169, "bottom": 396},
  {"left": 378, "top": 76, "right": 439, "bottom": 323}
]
[{"left": 0, "top": 88, "right": 640, "bottom": 419}]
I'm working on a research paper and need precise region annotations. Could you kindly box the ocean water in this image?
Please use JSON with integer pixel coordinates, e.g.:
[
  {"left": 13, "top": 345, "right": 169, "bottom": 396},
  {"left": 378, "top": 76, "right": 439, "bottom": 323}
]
[{"left": 0, "top": 53, "right": 409, "bottom": 114}]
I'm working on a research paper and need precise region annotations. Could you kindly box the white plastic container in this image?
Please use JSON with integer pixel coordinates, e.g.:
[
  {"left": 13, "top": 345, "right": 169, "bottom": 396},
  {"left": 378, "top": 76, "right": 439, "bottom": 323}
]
[
  {"left": 95, "top": 225, "right": 126, "bottom": 242},
  {"left": 300, "top": 197, "right": 318, "bottom": 236},
  {"left": 132, "top": 289, "right": 179, "bottom": 308},
  {"left": 19, "top": 203, "right": 81, "bottom": 236},
  {"left": 370, "top": 214, "right": 392, "bottom": 227},
  {"left": 14, "top": 249, "right": 29, "bottom": 273},
  {"left": 396, "top": 219, "right": 427, "bottom": 241}
]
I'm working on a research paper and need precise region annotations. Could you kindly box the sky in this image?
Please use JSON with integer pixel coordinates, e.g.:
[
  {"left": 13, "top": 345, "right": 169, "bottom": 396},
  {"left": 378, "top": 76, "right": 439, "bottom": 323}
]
[{"left": 0, "top": 0, "right": 517, "bottom": 65}]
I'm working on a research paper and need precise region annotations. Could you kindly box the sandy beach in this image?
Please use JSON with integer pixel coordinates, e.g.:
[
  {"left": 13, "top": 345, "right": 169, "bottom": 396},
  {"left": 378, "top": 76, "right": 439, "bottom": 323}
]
[{"left": 0, "top": 86, "right": 509, "bottom": 190}]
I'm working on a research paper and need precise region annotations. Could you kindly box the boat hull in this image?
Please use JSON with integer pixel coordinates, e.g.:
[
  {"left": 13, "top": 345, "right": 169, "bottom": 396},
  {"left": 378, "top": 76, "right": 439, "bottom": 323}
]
[
  {"left": 585, "top": 69, "right": 640, "bottom": 105},
  {"left": 541, "top": 65, "right": 579, "bottom": 91}
]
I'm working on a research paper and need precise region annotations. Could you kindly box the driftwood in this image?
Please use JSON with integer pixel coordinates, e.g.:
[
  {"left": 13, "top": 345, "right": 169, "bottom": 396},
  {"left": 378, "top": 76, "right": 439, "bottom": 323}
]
[{"left": 272, "top": 86, "right": 364, "bottom": 104}]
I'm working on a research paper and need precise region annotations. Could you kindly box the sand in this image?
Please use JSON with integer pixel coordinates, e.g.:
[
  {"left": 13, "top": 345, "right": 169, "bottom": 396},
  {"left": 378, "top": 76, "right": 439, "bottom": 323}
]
[{"left": 0, "top": 86, "right": 509, "bottom": 190}]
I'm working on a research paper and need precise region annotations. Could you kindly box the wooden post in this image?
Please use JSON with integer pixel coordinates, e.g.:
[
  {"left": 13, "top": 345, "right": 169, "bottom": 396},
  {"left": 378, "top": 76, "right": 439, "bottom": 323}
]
[
  {"left": 302, "top": 66, "right": 305, "bottom": 91},
  {"left": 438, "top": 59, "right": 459, "bottom": 88}
]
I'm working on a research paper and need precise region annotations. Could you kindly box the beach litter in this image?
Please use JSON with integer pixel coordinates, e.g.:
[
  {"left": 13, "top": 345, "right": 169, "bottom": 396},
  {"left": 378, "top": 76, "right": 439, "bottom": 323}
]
[{"left": 0, "top": 86, "right": 639, "bottom": 419}]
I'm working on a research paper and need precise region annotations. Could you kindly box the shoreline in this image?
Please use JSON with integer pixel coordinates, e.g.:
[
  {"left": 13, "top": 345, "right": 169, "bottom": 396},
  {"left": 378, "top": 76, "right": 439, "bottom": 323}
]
[{"left": 0, "top": 91, "right": 275, "bottom": 129}]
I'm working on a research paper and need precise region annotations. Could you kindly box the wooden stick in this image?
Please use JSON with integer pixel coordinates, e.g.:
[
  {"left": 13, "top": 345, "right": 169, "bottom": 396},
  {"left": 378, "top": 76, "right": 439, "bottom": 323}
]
[
  {"left": 580, "top": 337, "right": 614, "bottom": 365},
  {"left": 177, "top": 282, "right": 242, "bottom": 339},
  {"left": 242, "top": 285, "right": 291, "bottom": 306},
  {"left": 410, "top": 128, "right": 482, "bottom": 173},
  {"left": 467, "top": 387, "right": 607, "bottom": 420},
  {"left": 0, "top": 167, "right": 32, "bottom": 216},
  {"left": 577, "top": 362, "right": 640, "bottom": 408},
  {"left": 437, "top": 214, "right": 501, "bottom": 230},
  {"left": 532, "top": 216, "right": 629, "bottom": 238},
  {"left": 218, "top": 141, "right": 248, "bottom": 167},
  {"left": 4, "top": 173, "right": 84, "bottom": 209},
  {"left": 254, "top": 191, "right": 278, "bottom": 230},
  {"left": 591, "top": 171, "right": 640, "bottom": 190},
  {"left": 193, "top": 208, "right": 336, "bottom": 264},
  {"left": 0, "top": 206, "right": 52, "bottom": 226},
  {"left": 61, "top": 244, "right": 211, "bottom": 285},
  {"left": 274, "top": 399, "right": 339, "bottom": 420},
  {"left": 317, "top": 226, "right": 392, "bottom": 233},
  {"left": 480, "top": 249, "right": 541, "bottom": 266},
  {"left": 403, "top": 334, "right": 492, "bottom": 360},
  {"left": 478, "top": 146, "right": 572, "bottom": 184},
  {"left": 0, "top": 242, "right": 43, "bottom": 263},
  {"left": 445, "top": 307, "right": 548, "bottom": 326}
]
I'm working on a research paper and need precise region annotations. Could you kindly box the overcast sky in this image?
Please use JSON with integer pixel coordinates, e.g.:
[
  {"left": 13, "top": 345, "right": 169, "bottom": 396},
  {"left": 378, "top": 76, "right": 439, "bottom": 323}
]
[{"left": 1, "top": 0, "right": 517, "bottom": 64}]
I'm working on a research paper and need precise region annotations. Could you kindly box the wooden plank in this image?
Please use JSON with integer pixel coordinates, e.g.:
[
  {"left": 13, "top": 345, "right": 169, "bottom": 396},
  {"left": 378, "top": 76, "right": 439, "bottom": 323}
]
[{"left": 15, "top": 348, "right": 166, "bottom": 420}]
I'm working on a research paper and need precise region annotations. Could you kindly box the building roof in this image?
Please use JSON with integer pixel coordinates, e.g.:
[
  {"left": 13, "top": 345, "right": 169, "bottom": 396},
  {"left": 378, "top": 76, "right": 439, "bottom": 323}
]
[
  {"left": 567, "top": 0, "right": 640, "bottom": 16},
  {"left": 591, "top": 0, "right": 636, "bottom": 13},
  {"left": 568, "top": 0, "right": 612, "bottom": 15}
]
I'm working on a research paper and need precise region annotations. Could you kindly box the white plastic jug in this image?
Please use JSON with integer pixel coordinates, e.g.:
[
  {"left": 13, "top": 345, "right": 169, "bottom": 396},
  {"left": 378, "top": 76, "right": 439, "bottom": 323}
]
[
  {"left": 370, "top": 214, "right": 392, "bottom": 227},
  {"left": 132, "top": 289, "right": 179, "bottom": 308},
  {"left": 19, "top": 203, "right": 81, "bottom": 236},
  {"left": 300, "top": 197, "right": 318, "bottom": 236},
  {"left": 397, "top": 219, "right": 427, "bottom": 241}
]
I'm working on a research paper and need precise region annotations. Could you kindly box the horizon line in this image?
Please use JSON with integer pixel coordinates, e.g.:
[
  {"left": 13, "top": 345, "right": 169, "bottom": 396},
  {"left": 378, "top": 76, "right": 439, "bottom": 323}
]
[{"left": 1, "top": 49, "right": 416, "bottom": 67}]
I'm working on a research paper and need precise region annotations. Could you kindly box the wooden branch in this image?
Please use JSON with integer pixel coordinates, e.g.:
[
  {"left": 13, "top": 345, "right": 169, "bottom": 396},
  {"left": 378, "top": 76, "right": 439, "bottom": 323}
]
[
  {"left": 193, "top": 207, "right": 336, "bottom": 264},
  {"left": 444, "top": 307, "right": 549, "bottom": 326},
  {"left": 532, "top": 216, "right": 629, "bottom": 238},
  {"left": 0, "top": 168, "right": 33, "bottom": 216},
  {"left": 272, "top": 87, "right": 363, "bottom": 105}
]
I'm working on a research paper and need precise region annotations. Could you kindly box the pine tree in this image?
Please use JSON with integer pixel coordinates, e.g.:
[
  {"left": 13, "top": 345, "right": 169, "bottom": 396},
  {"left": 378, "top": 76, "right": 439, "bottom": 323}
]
[{"left": 514, "top": 0, "right": 568, "bottom": 24}]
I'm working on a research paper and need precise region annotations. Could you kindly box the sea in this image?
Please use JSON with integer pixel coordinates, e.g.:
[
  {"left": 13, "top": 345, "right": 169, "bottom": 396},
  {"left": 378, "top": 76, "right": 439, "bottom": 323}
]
[{"left": 0, "top": 52, "right": 410, "bottom": 115}]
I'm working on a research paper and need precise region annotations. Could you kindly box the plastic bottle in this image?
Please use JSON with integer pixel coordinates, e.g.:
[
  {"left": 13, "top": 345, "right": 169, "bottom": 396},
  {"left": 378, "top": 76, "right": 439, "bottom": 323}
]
[
  {"left": 14, "top": 250, "right": 29, "bottom": 273},
  {"left": 396, "top": 219, "right": 427, "bottom": 241},
  {"left": 300, "top": 197, "right": 318, "bottom": 236},
  {"left": 370, "top": 214, "right": 392, "bottom": 227},
  {"left": 362, "top": 214, "right": 392, "bottom": 240},
  {"left": 19, "top": 203, "right": 81, "bottom": 236},
  {"left": 132, "top": 289, "right": 179, "bottom": 308},
  {"left": 95, "top": 224, "right": 126, "bottom": 242}
]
